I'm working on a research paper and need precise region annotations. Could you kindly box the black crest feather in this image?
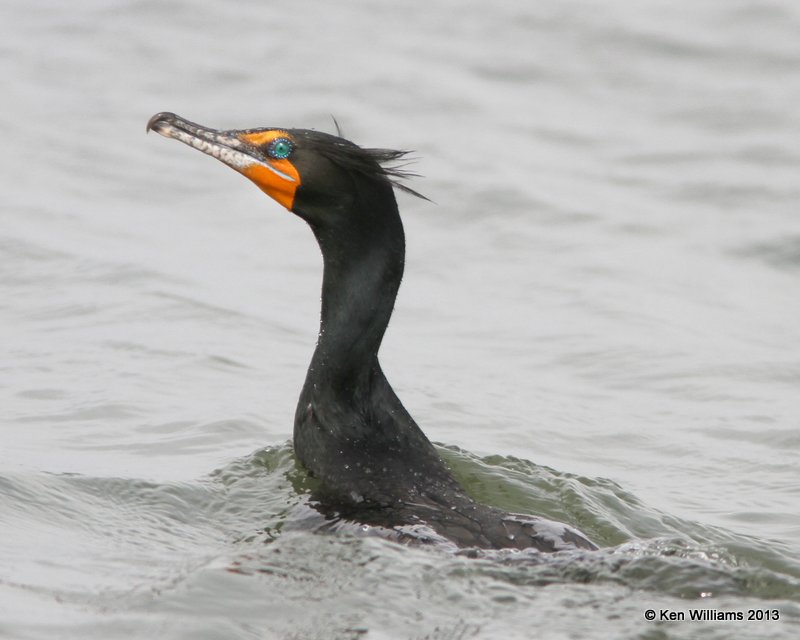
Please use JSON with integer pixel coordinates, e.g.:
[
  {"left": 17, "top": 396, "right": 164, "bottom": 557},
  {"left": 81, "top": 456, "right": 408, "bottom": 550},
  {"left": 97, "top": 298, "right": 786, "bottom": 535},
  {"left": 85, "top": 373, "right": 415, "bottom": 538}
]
[{"left": 294, "top": 129, "right": 430, "bottom": 202}]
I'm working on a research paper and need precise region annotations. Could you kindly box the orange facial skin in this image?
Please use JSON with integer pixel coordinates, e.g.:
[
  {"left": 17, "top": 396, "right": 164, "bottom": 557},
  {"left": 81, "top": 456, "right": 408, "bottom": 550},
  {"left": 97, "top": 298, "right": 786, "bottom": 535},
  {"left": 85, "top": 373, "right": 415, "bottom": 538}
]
[{"left": 238, "top": 130, "right": 301, "bottom": 211}]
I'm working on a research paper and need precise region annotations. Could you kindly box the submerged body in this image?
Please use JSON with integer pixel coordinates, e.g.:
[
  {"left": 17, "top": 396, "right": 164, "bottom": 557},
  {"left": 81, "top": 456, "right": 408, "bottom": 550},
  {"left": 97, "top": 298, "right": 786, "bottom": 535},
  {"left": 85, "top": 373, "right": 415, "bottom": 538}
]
[{"left": 148, "top": 112, "right": 597, "bottom": 552}]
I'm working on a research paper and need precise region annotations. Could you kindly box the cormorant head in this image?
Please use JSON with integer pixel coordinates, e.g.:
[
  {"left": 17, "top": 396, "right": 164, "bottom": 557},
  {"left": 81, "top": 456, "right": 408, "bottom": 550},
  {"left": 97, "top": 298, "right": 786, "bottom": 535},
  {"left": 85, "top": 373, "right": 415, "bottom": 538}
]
[{"left": 147, "top": 112, "right": 422, "bottom": 229}]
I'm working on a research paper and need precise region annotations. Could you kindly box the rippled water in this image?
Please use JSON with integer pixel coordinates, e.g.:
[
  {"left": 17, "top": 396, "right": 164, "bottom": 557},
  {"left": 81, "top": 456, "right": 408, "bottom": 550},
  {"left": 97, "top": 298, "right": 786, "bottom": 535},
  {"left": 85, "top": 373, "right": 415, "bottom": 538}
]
[{"left": 2, "top": 0, "right": 799, "bottom": 638}]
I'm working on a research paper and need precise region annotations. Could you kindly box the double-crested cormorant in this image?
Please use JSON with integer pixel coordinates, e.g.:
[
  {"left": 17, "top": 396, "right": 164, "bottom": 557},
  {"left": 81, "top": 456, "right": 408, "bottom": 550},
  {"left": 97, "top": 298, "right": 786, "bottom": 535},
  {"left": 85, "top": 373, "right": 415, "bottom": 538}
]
[{"left": 147, "top": 112, "right": 597, "bottom": 552}]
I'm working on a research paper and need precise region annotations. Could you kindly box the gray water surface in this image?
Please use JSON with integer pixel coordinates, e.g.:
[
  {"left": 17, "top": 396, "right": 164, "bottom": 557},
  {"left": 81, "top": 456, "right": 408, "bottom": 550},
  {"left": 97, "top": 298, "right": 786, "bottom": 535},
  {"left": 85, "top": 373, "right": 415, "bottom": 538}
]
[{"left": 2, "top": 1, "right": 799, "bottom": 638}]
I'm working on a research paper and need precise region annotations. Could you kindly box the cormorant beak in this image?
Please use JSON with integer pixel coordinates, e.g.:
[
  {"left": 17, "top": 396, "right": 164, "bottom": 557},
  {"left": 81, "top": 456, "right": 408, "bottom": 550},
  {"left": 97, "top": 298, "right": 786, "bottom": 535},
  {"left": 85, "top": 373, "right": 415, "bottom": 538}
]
[{"left": 147, "top": 112, "right": 301, "bottom": 210}]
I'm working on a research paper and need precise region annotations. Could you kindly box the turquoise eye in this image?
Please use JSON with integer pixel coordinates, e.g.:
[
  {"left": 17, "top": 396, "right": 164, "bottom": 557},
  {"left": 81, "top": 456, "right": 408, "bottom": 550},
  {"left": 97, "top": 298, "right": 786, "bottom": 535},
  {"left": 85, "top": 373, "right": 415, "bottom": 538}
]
[{"left": 268, "top": 137, "right": 293, "bottom": 159}]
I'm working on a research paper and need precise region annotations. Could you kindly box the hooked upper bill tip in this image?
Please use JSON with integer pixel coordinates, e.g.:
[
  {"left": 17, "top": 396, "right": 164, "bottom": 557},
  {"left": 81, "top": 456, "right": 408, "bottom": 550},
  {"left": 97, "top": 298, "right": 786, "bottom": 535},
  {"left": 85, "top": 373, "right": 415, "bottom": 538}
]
[{"left": 146, "top": 111, "right": 178, "bottom": 133}]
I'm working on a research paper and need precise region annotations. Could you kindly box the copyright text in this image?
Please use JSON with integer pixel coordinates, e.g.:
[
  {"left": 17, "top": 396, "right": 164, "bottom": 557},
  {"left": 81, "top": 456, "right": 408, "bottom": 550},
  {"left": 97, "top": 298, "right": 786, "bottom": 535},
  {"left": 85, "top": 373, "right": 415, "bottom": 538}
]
[{"left": 644, "top": 609, "right": 779, "bottom": 622}]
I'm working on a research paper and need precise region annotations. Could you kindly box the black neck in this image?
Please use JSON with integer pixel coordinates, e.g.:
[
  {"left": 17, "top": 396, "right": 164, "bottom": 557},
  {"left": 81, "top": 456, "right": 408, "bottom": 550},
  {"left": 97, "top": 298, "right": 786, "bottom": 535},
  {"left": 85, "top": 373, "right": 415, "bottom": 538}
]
[
  {"left": 305, "top": 183, "right": 405, "bottom": 398},
  {"left": 292, "top": 176, "right": 465, "bottom": 507}
]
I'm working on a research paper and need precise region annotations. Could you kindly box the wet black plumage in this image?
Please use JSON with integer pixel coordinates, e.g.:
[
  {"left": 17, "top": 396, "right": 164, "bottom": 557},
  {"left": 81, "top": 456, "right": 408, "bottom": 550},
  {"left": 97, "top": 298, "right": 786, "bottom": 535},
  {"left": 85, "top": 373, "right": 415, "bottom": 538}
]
[{"left": 148, "top": 112, "right": 597, "bottom": 552}]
